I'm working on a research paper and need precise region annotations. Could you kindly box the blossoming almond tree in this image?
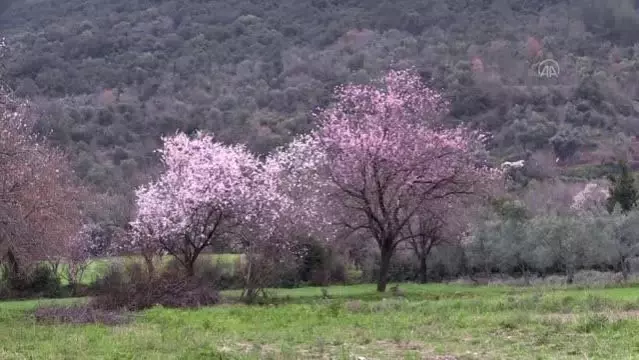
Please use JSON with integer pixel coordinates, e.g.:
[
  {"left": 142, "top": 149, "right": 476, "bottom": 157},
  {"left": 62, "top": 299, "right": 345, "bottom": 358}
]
[
  {"left": 264, "top": 135, "right": 340, "bottom": 240},
  {"left": 0, "top": 88, "right": 84, "bottom": 276},
  {"left": 308, "top": 69, "right": 500, "bottom": 292},
  {"left": 129, "top": 131, "right": 265, "bottom": 277}
]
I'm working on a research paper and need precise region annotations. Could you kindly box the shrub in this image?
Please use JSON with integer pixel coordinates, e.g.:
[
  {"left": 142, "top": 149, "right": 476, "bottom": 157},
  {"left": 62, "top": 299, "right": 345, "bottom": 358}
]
[
  {"left": 273, "top": 261, "right": 302, "bottom": 289},
  {"left": 196, "top": 257, "right": 243, "bottom": 290},
  {"left": 1, "top": 264, "right": 62, "bottom": 299},
  {"left": 269, "top": 237, "right": 352, "bottom": 288},
  {"left": 297, "top": 238, "right": 335, "bottom": 286},
  {"left": 368, "top": 251, "right": 418, "bottom": 283},
  {"left": 573, "top": 270, "right": 624, "bottom": 286},
  {"left": 345, "top": 267, "right": 363, "bottom": 285},
  {"left": 92, "top": 263, "right": 220, "bottom": 311}
]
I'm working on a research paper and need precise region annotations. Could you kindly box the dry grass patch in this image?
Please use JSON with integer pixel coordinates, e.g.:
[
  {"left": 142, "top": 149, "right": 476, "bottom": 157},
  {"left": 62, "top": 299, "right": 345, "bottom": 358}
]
[{"left": 543, "top": 310, "right": 639, "bottom": 323}]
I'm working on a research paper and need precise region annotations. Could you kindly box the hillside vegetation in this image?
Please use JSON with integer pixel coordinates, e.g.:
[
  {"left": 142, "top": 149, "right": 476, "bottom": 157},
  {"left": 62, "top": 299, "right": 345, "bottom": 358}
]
[
  {"left": 1, "top": 0, "right": 639, "bottom": 255},
  {"left": 2, "top": 1, "right": 639, "bottom": 185}
]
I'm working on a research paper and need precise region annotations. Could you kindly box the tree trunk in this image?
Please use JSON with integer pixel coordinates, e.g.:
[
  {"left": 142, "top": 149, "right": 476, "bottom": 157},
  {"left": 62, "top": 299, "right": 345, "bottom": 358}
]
[
  {"left": 566, "top": 268, "right": 574, "bottom": 284},
  {"left": 185, "top": 259, "right": 195, "bottom": 277},
  {"left": 418, "top": 254, "right": 428, "bottom": 284},
  {"left": 6, "top": 249, "right": 19, "bottom": 276},
  {"left": 243, "top": 256, "right": 254, "bottom": 302},
  {"left": 621, "top": 258, "right": 629, "bottom": 281},
  {"left": 143, "top": 255, "right": 155, "bottom": 277},
  {"left": 377, "top": 250, "right": 392, "bottom": 292},
  {"left": 516, "top": 260, "right": 530, "bottom": 285}
]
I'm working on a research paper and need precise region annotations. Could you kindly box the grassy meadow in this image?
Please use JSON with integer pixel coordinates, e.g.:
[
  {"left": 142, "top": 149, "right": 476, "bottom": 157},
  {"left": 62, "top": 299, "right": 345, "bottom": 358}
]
[{"left": 3, "top": 283, "right": 639, "bottom": 359}]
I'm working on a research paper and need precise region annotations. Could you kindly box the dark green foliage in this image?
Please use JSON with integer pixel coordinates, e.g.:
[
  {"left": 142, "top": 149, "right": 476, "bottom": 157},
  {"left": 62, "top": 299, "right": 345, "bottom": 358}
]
[
  {"left": 273, "top": 238, "right": 349, "bottom": 288},
  {"left": 297, "top": 238, "right": 345, "bottom": 286},
  {"left": 491, "top": 198, "right": 530, "bottom": 221},
  {"left": 1, "top": 0, "right": 639, "bottom": 210},
  {"left": 1, "top": 265, "right": 62, "bottom": 299},
  {"left": 607, "top": 161, "right": 639, "bottom": 213},
  {"left": 551, "top": 126, "right": 582, "bottom": 161}
]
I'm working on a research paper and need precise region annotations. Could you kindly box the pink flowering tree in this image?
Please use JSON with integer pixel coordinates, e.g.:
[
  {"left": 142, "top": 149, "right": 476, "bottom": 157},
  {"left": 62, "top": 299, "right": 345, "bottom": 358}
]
[
  {"left": 229, "top": 155, "right": 295, "bottom": 301},
  {"left": 122, "top": 219, "right": 161, "bottom": 277},
  {"left": 229, "top": 137, "right": 345, "bottom": 301},
  {"left": 129, "top": 131, "right": 264, "bottom": 277},
  {"left": 61, "top": 223, "right": 103, "bottom": 294},
  {"left": 264, "top": 135, "right": 340, "bottom": 240},
  {"left": 306, "top": 69, "right": 500, "bottom": 292}
]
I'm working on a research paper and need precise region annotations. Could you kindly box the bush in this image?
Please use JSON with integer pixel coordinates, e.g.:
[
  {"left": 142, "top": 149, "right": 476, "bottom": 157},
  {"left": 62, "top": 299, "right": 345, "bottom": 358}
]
[
  {"left": 91, "top": 262, "right": 220, "bottom": 311},
  {"left": 572, "top": 270, "right": 624, "bottom": 286},
  {"left": 195, "top": 257, "right": 243, "bottom": 290},
  {"left": 273, "top": 261, "right": 302, "bottom": 289},
  {"left": 345, "top": 267, "right": 363, "bottom": 285},
  {"left": 270, "top": 237, "right": 352, "bottom": 288},
  {"left": 1, "top": 264, "right": 62, "bottom": 299},
  {"left": 297, "top": 238, "right": 332, "bottom": 286}
]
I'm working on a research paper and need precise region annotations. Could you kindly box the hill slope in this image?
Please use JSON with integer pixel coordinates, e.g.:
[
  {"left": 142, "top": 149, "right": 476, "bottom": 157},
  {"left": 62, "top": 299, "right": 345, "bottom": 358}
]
[{"left": 2, "top": 0, "right": 639, "bottom": 218}]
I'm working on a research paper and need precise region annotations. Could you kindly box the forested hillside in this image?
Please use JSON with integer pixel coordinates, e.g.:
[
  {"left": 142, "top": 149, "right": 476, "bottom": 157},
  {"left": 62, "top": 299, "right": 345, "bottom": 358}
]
[{"left": 2, "top": 0, "right": 639, "bottom": 227}]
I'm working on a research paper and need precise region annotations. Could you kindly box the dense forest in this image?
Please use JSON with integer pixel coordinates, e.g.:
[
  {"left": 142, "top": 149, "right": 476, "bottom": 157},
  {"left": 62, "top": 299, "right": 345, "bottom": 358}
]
[{"left": 2, "top": 0, "right": 639, "bottom": 237}]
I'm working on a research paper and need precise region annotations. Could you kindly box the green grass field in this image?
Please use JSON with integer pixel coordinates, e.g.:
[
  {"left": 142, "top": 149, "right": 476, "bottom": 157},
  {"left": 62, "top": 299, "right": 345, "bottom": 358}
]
[
  {"left": 40, "top": 253, "right": 243, "bottom": 285},
  {"left": 3, "top": 283, "right": 639, "bottom": 359}
]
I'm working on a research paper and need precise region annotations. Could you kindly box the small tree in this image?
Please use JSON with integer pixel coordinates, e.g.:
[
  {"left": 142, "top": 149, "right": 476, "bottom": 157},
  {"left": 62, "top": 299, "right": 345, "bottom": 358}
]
[
  {"left": 527, "top": 214, "right": 594, "bottom": 284},
  {"left": 404, "top": 202, "right": 467, "bottom": 283},
  {"left": 407, "top": 211, "right": 446, "bottom": 283},
  {"left": 465, "top": 199, "right": 534, "bottom": 281},
  {"left": 124, "top": 221, "right": 161, "bottom": 277},
  {"left": 62, "top": 224, "right": 101, "bottom": 295},
  {"left": 571, "top": 182, "right": 609, "bottom": 212},
  {"left": 608, "top": 210, "right": 639, "bottom": 280},
  {"left": 231, "top": 157, "right": 293, "bottom": 302},
  {"left": 607, "top": 160, "right": 639, "bottom": 214}
]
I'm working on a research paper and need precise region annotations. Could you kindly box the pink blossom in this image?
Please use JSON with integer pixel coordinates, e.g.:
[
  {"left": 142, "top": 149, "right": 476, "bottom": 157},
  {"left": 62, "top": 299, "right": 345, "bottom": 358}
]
[
  {"left": 128, "top": 131, "right": 293, "bottom": 275},
  {"left": 297, "top": 69, "right": 500, "bottom": 291}
]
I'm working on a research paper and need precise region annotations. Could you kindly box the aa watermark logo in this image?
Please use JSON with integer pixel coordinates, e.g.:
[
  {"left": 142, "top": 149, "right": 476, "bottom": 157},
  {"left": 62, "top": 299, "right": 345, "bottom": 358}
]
[{"left": 536, "top": 59, "right": 560, "bottom": 78}]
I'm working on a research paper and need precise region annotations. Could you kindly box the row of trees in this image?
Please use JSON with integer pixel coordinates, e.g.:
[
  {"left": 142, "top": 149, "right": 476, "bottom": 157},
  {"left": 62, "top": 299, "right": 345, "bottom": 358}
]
[
  {"left": 466, "top": 208, "right": 639, "bottom": 284},
  {"left": 5, "top": 66, "right": 638, "bottom": 301},
  {"left": 121, "top": 70, "right": 500, "bottom": 294}
]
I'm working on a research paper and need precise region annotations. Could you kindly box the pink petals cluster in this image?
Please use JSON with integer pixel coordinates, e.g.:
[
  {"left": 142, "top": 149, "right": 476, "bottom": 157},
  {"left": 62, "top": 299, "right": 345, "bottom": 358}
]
[
  {"left": 314, "top": 69, "right": 498, "bottom": 213},
  {"left": 129, "top": 131, "right": 290, "bottom": 257}
]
